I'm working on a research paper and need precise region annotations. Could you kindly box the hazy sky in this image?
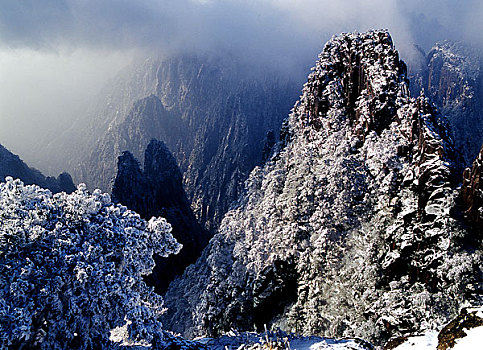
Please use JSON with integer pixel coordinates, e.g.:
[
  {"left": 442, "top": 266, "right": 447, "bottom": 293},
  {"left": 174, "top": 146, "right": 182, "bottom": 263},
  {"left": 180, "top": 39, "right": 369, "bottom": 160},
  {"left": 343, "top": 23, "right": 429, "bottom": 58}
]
[{"left": 1, "top": 0, "right": 482, "bottom": 169}]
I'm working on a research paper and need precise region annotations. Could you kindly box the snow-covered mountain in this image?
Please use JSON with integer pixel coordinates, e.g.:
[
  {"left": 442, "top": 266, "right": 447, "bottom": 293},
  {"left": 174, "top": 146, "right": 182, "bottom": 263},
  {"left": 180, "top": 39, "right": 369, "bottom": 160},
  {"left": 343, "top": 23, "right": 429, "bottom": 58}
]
[
  {"left": 43, "top": 54, "right": 300, "bottom": 232},
  {"left": 411, "top": 41, "right": 483, "bottom": 168},
  {"left": 161, "top": 30, "right": 482, "bottom": 346},
  {"left": 0, "top": 143, "right": 75, "bottom": 194}
]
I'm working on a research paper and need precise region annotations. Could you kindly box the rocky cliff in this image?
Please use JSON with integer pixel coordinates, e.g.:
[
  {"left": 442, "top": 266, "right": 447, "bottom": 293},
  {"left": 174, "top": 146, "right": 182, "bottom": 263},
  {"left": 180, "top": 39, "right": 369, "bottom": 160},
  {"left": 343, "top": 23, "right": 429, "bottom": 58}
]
[
  {"left": 161, "top": 31, "right": 482, "bottom": 345},
  {"left": 54, "top": 54, "right": 299, "bottom": 232},
  {"left": 461, "top": 143, "right": 483, "bottom": 235},
  {"left": 411, "top": 41, "right": 483, "bottom": 168},
  {"left": 0, "top": 143, "right": 75, "bottom": 194},
  {"left": 112, "top": 139, "right": 209, "bottom": 293}
]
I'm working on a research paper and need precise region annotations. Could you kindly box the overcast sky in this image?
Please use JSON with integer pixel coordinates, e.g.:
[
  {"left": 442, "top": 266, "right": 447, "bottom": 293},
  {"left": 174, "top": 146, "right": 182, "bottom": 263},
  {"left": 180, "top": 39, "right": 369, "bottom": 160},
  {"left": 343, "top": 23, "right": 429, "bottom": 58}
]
[{"left": 1, "top": 0, "right": 482, "bottom": 168}]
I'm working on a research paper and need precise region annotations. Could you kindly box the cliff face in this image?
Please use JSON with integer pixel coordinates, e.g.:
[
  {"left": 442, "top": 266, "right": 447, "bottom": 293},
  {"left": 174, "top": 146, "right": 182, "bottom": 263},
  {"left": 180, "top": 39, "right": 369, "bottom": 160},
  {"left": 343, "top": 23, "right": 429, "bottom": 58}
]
[
  {"left": 61, "top": 54, "right": 299, "bottom": 232},
  {"left": 112, "top": 139, "right": 209, "bottom": 293},
  {"left": 412, "top": 41, "right": 483, "bottom": 168},
  {"left": 0, "top": 144, "right": 75, "bottom": 194},
  {"left": 461, "top": 143, "right": 483, "bottom": 234},
  {"left": 161, "top": 31, "right": 481, "bottom": 345}
]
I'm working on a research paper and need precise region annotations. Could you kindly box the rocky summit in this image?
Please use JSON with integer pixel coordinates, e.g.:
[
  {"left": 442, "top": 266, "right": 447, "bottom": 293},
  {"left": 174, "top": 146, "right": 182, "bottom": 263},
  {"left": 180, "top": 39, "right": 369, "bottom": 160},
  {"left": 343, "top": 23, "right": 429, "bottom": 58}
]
[{"left": 161, "top": 30, "right": 482, "bottom": 346}]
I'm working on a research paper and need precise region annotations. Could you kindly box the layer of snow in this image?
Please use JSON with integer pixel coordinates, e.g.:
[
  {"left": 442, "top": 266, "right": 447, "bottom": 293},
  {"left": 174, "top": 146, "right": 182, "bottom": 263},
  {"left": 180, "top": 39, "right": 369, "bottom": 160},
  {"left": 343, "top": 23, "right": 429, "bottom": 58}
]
[
  {"left": 393, "top": 332, "right": 438, "bottom": 349},
  {"left": 453, "top": 326, "right": 483, "bottom": 350},
  {"left": 199, "top": 333, "right": 371, "bottom": 350}
]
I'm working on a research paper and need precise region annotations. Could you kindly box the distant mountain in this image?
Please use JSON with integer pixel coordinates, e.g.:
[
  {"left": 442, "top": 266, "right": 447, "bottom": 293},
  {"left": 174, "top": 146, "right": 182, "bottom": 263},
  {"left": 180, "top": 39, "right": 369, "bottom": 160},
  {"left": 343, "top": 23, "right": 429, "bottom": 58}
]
[
  {"left": 43, "top": 54, "right": 300, "bottom": 232},
  {"left": 411, "top": 41, "right": 483, "bottom": 168},
  {"left": 0, "top": 143, "right": 75, "bottom": 193},
  {"left": 112, "top": 139, "right": 209, "bottom": 293},
  {"left": 161, "top": 31, "right": 482, "bottom": 345}
]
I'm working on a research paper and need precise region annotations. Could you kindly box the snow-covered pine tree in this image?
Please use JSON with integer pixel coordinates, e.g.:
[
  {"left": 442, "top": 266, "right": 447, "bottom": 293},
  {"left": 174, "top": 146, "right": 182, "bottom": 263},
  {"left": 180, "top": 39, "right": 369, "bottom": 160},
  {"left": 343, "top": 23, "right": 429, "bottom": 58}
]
[{"left": 0, "top": 177, "right": 181, "bottom": 349}]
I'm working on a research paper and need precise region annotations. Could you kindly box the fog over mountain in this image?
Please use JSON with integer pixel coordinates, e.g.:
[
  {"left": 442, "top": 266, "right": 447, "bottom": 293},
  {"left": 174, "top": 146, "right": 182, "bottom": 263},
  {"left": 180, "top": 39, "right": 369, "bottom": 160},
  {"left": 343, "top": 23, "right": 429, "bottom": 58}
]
[{"left": 1, "top": 0, "right": 483, "bottom": 172}]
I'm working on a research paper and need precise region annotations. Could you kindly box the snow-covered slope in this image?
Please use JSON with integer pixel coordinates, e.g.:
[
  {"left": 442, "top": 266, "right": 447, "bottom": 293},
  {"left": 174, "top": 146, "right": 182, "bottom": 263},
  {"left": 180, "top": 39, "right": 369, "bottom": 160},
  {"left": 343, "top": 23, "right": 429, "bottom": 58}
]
[
  {"left": 161, "top": 31, "right": 482, "bottom": 345},
  {"left": 392, "top": 307, "right": 483, "bottom": 350}
]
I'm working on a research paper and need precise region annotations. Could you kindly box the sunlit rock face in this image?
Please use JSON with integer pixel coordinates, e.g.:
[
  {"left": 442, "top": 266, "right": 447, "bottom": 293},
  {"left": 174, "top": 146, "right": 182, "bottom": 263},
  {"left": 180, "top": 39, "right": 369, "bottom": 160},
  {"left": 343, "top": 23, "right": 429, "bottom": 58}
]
[{"left": 161, "top": 31, "right": 482, "bottom": 346}]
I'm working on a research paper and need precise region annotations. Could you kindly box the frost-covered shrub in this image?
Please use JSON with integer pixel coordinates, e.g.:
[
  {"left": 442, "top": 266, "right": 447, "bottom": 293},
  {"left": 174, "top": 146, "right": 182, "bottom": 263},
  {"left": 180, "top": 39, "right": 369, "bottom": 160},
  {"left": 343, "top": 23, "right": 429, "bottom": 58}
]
[{"left": 0, "top": 177, "right": 181, "bottom": 349}]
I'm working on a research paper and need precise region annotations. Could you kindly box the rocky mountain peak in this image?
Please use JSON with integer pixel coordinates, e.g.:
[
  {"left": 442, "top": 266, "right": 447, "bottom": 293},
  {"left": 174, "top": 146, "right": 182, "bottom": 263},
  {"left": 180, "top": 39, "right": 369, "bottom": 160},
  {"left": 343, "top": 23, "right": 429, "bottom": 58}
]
[
  {"left": 299, "top": 30, "right": 408, "bottom": 137},
  {"left": 161, "top": 31, "right": 480, "bottom": 345},
  {"left": 411, "top": 40, "right": 483, "bottom": 168},
  {"left": 144, "top": 139, "right": 182, "bottom": 185}
]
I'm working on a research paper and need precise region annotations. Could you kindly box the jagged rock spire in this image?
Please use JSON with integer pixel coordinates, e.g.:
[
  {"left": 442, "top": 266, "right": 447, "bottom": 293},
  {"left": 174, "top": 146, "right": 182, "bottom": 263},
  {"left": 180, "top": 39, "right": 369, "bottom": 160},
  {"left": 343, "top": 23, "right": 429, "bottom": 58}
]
[{"left": 112, "top": 139, "right": 209, "bottom": 294}]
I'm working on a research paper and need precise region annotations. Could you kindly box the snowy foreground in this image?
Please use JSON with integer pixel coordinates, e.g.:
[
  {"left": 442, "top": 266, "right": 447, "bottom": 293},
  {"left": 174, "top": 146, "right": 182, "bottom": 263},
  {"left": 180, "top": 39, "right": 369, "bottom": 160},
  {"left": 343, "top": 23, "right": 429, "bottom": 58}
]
[
  {"left": 393, "top": 327, "right": 483, "bottom": 350},
  {"left": 114, "top": 331, "right": 373, "bottom": 350},
  {"left": 392, "top": 307, "right": 483, "bottom": 350},
  {"left": 115, "top": 323, "right": 483, "bottom": 350},
  {"left": 112, "top": 308, "right": 483, "bottom": 350},
  {"left": 197, "top": 332, "right": 372, "bottom": 350}
]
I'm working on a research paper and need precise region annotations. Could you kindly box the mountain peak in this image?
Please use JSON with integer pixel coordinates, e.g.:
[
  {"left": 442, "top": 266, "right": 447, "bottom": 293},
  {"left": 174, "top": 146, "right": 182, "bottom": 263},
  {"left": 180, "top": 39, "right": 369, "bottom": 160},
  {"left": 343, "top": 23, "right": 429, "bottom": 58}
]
[
  {"left": 112, "top": 140, "right": 209, "bottom": 294},
  {"left": 161, "top": 31, "right": 479, "bottom": 345},
  {"left": 298, "top": 30, "right": 408, "bottom": 137}
]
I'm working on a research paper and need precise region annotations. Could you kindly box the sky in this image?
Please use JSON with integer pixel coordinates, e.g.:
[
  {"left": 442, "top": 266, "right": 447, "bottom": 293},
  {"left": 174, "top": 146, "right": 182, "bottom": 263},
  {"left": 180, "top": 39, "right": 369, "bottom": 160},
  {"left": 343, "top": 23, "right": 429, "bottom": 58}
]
[{"left": 1, "top": 0, "right": 482, "bottom": 170}]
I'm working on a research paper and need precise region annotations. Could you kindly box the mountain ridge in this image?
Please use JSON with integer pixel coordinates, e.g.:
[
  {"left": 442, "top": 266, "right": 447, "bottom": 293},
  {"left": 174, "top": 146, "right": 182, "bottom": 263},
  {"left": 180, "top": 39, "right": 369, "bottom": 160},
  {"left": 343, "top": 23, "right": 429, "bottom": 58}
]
[{"left": 0, "top": 143, "right": 75, "bottom": 194}]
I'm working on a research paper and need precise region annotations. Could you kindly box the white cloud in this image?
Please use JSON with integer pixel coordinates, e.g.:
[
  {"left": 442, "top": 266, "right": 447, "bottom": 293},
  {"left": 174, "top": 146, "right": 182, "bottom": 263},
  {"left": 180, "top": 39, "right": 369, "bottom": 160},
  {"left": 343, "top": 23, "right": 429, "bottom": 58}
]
[{"left": 0, "top": 0, "right": 482, "bottom": 168}]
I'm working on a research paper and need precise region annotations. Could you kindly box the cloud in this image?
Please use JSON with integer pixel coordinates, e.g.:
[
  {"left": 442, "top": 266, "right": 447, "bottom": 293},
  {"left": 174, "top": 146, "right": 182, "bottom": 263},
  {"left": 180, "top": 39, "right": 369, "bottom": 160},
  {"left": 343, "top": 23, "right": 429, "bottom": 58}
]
[
  {"left": 1, "top": 1, "right": 483, "bottom": 65},
  {"left": 1, "top": 0, "right": 483, "bottom": 172},
  {"left": 1, "top": 0, "right": 482, "bottom": 68}
]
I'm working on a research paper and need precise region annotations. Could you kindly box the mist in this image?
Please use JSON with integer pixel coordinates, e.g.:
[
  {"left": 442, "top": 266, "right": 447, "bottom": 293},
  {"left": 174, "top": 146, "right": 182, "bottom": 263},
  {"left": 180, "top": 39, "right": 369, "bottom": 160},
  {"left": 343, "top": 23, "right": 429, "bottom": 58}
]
[{"left": 1, "top": 0, "right": 482, "bottom": 173}]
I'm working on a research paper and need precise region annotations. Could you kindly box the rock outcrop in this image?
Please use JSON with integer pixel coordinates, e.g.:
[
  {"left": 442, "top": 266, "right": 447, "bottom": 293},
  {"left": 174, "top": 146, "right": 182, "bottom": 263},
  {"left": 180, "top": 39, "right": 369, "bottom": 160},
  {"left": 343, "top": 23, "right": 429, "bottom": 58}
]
[{"left": 112, "top": 139, "right": 209, "bottom": 293}]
